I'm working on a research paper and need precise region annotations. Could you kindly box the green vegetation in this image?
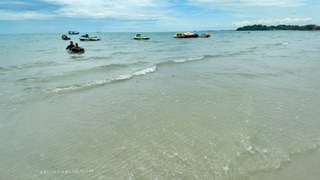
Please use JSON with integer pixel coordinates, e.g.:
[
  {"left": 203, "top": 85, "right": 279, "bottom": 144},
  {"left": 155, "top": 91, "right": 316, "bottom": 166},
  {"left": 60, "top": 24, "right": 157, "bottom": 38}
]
[{"left": 237, "top": 24, "right": 320, "bottom": 31}]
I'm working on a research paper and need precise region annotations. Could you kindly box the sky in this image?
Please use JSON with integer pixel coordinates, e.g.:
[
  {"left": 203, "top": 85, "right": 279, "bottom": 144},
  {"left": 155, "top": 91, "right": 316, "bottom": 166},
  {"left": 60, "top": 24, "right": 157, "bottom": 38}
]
[{"left": 0, "top": 0, "right": 319, "bottom": 33}]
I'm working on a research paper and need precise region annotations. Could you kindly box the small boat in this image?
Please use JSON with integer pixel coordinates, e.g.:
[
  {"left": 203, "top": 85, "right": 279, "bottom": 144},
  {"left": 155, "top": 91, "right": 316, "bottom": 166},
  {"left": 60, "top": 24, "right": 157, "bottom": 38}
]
[
  {"left": 68, "top": 47, "right": 85, "bottom": 54},
  {"left": 68, "top": 31, "right": 80, "bottom": 35},
  {"left": 79, "top": 34, "right": 101, "bottom": 41},
  {"left": 133, "top": 34, "right": 150, "bottom": 40},
  {"left": 173, "top": 32, "right": 198, "bottom": 38},
  {"left": 61, "top": 34, "right": 71, "bottom": 40},
  {"left": 198, "top": 33, "right": 211, "bottom": 38}
]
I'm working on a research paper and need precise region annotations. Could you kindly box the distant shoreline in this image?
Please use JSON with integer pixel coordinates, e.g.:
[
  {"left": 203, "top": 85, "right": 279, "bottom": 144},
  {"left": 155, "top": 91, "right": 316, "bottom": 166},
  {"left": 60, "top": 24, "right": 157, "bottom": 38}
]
[{"left": 237, "top": 24, "right": 320, "bottom": 31}]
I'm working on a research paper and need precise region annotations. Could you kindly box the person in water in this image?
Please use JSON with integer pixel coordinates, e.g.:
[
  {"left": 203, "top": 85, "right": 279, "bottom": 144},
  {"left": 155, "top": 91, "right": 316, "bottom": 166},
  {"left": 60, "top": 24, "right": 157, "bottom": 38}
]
[
  {"left": 72, "top": 43, "right": 84, "bottom": 52},
  {"left": 66, "top": 41, "right": 74, "bottom": 50}
]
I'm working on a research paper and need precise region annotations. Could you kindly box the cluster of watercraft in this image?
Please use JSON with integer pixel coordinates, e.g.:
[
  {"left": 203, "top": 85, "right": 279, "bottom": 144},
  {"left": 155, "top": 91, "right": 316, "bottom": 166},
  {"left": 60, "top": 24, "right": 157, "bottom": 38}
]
[
  {"left": 132, "top": 32, "right": 211, "bottom": 40},
  {"left": 61, "top": 32, "right": 101, "bottom": 41},
  {"left": 62, "top": 31, "right": 211, "bottom": 54},
  {"left": 173, "top": 32, "right": 211, "bottom": 38},
  {"left": 61, "top": 31, "right": 102, "bottom": 54}
]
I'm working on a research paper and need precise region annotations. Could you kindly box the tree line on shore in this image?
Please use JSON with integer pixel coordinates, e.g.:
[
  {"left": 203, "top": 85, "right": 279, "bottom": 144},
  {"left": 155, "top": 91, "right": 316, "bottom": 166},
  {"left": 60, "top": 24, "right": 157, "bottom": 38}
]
[{"left": 237, "top": 24, "right": 320, "bottom": 31}]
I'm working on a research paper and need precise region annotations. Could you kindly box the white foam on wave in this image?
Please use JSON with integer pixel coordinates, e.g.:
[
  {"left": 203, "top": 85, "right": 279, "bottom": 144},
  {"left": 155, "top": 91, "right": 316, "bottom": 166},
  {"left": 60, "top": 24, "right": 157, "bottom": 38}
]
[
  {"left": 173, "top": 56, "right": 205, "bottom": 63},
  {"left": 52, "top": 84, "right": 83, "bottom": 93},
  {"left": 114, "top": 74, "right": 133, "bottom": 81},
  {"left": 51, "top": 65, "right": 157, "bottom": 93},
  {"left": 132, "top": 65, "right": 157, "bottom": 76}
]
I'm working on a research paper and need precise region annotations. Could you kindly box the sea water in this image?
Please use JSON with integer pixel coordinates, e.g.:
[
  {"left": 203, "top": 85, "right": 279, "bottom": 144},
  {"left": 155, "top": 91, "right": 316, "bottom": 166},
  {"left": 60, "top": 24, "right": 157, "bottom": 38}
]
[{"left": 0, "top": 31, "right": 320, "bottom": 179}]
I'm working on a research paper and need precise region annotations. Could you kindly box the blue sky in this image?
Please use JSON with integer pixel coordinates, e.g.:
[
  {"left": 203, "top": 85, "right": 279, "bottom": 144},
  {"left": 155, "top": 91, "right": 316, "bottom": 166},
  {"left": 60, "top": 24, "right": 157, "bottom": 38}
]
[{"left": 0, "top": 0, "right": 319, "bottom": 33}]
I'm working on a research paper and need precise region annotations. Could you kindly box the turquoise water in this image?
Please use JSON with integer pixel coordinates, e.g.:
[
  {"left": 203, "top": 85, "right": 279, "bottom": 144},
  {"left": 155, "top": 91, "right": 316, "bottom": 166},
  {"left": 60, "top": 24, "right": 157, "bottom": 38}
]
[{"left": 0, "top": 31, "right": 320, "bottom": 179}]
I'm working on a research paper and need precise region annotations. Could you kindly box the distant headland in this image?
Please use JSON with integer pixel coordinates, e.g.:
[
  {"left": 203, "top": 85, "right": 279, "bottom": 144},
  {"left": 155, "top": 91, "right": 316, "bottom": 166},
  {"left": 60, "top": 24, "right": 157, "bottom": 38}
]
[{"left": 237, "top": 24, "right": 320, "bottom": 31}]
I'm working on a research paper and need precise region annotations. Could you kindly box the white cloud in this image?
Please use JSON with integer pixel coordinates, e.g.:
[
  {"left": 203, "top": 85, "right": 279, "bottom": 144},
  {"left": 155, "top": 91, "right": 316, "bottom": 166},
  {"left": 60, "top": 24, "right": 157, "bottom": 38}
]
[
  {"left": 0, "top": 10, "right": 55, "bottom": 20},
  {"left": 232, "top": 17, "right": 313, "bottom": 27},
  {"left": 0, "top": 1, "right": 30, "bottom": 5},
  {"left": 44, "top": 0, "right": 172, "bottom": 20},
  {"left": 188, "top": 0, "right": 307, "bottom": 7},
  {"left": 1, "top": 0, "right": 317, "bottom": 32}
]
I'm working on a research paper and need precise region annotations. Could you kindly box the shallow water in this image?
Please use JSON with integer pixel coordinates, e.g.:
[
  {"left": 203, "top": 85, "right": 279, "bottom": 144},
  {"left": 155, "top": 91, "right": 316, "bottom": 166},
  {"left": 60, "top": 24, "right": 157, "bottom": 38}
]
[{"left": 0, "top": 31, "right": 320, "bottom": 179}]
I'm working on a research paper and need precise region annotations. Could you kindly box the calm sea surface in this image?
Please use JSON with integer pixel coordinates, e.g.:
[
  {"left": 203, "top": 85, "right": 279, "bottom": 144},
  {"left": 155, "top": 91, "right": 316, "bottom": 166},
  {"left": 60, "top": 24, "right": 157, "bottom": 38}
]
[{"left": 0, "top": 31, "right": 320, "bottom": 179}]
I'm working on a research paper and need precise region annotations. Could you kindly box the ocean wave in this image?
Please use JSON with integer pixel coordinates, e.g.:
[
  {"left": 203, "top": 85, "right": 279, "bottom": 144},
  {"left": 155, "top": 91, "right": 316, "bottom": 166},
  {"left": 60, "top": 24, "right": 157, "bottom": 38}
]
[
  {"left": 96, "top": 61, "right": 146, "bottom": 70},
  {"left": 51, "top": 65, "right": 157, "bottom": 93},
  {"left": 156, "top": 54, "right": 222, "bottom": 67},
  {"left": 275, "top": 42, "right": 289, "bottom": 46},
  {"left": 57, "top": 61, "right": 146, "bottom": 76},
  {"left": 110, "top": 51, "right": 139, "bottom": 57},
  {"left": 16, "top": 61, "right": 147, "bottom": 83},
  {"left": 35, "top": 53, "right": 240, "bottom": 93},
  {"left": 83, "top": 56, "right": 112, "bottom": 61},
  {"left": 17, "top": 77, "right": 43, "bottom": 82},
  {"left": 0, "top": 67, "right": 7, "bottom": 73},
  {"left": 132, "top": 65, "right": 157, "bottom": 76},
  {"left": 172, "top": 56, "right": 205, "bottom": 63},
  {"left": 0, "top": 61, "right": 57, "bottom": 73}
]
